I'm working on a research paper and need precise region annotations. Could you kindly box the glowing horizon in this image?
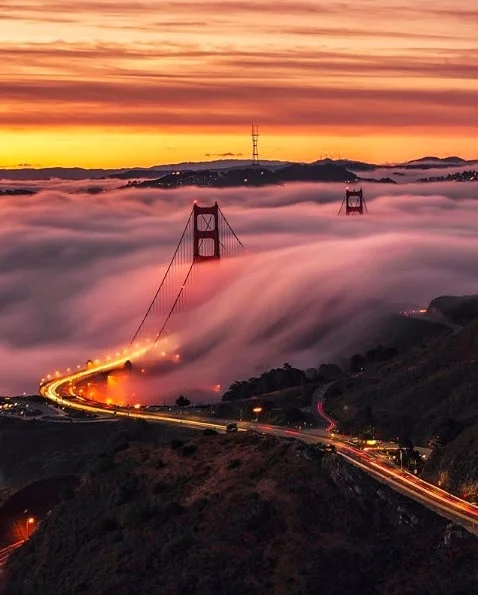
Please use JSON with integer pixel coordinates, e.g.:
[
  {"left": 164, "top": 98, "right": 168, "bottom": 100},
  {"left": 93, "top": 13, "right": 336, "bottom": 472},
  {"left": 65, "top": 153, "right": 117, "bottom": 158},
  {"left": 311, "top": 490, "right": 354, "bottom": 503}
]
[{"left": 1, "top": 0, "right": 477, "bottom": 167}]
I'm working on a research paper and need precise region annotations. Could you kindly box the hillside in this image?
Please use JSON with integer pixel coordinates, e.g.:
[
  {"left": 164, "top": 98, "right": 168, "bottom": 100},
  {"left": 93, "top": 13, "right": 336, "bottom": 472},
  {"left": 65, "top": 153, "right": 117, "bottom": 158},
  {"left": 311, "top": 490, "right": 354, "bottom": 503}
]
[
  {"left": 3, "top": 432, "right": 477, "bottom": 595},
  {"left": 327, "top": 317, "right": 478, "bottom": 444},
  {"left": 427, "top": 294, "right": 478, "bottom": 326},
  {"left": 422, "top": 424, "right": 478, "bottom": 501},
  {"left": 217, "top": 312, "right": 448, "bottom": 421}
]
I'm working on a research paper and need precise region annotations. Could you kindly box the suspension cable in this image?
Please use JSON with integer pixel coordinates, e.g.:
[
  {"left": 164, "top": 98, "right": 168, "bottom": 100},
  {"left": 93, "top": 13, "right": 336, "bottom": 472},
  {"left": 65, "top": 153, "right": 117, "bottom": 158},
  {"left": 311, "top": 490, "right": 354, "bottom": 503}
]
[
  {"left": 152, "top": 258, "right": 197, "bottom": 346},
  {"left": 218, "top": 206, "right": 245, "bottom": 249},
  {"left": 130, "top": 207, "right": 193, "bottom": 344}
]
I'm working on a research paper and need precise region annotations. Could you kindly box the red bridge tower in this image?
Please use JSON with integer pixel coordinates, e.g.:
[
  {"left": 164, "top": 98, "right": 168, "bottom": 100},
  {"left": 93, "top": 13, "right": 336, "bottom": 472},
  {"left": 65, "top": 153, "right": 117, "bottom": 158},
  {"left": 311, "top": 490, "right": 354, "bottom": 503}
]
[
  {"left": 193, "top": 201, "right": 220, "bottom": 261},
  {"left": 339, "top": 188, "right": 368, "bottom": 215}
]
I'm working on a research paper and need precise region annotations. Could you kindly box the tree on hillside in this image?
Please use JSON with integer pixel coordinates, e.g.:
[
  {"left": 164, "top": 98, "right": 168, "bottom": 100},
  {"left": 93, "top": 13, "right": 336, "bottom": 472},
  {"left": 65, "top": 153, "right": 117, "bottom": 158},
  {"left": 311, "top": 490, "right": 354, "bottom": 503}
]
[
  {"left": 318, "top": 363, "right": 342, "bottom": 381},
  {"left": 221, "top": 364, "right": 306, "bottom": 401},
  {"left": 285, "top": 408, "right": 306, "bottom": 424},
  {"left": 429, "top": 417, "right": 462, "bottom": 448},
  {"left": 361, "top": 406, "right": 376, "bottom": 438},
  {"left": 398, "top": 437, "right": 414, "bottom": 452},
  {"left": 350, "top": 354, "right": 365, "bottom": 373},
  {"left": 176, "top": 395, "right": 191, "bottom": 408}
]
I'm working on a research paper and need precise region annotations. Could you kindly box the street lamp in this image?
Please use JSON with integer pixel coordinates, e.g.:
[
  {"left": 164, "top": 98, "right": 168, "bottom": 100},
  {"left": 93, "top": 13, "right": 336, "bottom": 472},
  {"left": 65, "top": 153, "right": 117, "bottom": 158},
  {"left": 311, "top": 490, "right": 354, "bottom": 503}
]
[
  {"left": 252, "top": 406, "right": 263, "bottom": 422},
  {"left": 26, "top": 517, "right": 35, "bottom": 537}
]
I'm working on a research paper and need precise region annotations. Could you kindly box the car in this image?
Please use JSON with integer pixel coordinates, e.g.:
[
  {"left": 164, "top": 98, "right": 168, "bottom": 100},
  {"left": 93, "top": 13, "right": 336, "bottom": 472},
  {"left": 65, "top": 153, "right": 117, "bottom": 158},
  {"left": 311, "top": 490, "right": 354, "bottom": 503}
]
[
  {"left": 317, "top": 443, "right": 336, "bottom": 454},
  {"left": 226, "top": 423, "right": 238, "bottom": 433}
]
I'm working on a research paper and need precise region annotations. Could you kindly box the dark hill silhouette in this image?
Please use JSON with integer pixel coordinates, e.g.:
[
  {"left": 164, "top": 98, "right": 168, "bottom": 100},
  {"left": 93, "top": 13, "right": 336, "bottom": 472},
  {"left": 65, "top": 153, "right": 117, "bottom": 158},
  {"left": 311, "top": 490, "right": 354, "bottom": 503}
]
[
  {"left": 427, "top": 295, "right": 478, "bottom": 326},
  {"left": 130, "top": 163, "right": 357, "bottom": 190},
  {"left": 278, "top": 163, "right": 356, "bottom": 182},
  {"left": 313, "top": 158, "right": 377, "bottom": 171}
]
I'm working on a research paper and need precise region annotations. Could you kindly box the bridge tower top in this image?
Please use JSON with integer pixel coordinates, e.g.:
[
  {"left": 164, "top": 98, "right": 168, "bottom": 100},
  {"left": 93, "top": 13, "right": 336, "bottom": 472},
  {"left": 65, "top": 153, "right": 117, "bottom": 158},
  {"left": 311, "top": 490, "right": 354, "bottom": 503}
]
[
  {"left": 193, "top": 201, "right": 220, "bottom": 262},
  {"left": 339, "top": 188, "right": 367, "bottom": 215}
]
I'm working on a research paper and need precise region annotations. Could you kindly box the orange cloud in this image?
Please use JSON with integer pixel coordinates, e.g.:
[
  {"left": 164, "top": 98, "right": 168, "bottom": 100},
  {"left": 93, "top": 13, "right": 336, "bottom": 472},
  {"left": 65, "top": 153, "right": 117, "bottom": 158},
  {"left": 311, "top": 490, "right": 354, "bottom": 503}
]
[{"left": 0, "top": 0, "right": 476, "bottom": 165}]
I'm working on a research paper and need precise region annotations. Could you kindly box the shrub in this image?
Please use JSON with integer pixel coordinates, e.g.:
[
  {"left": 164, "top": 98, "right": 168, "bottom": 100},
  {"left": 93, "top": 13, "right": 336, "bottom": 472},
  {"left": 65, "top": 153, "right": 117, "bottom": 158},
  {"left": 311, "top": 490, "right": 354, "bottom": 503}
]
[
  {"left": 152, "top": 481, "right": 167, "bottom": 495},
  {"left": 115, "top": 473, "right": 140, "bottom": 505},
  {"left": 202, "top": 429, "right": 218, "bottom": 436},
  {"left": 89, "top": 454, "right": 116, "bottom": 476},
  {"left": 181, "top": 444, "right": 198, "bottom": 456},
  {"left": 114, "top": 441, "right": 130, "bottom": 453},
  {"left": 101, "top": 517, "right": 119, "bottom": 532},
  {"left": 119, "top": 502, "right": 155, "bottom": 526},
  {"left": 170, "top": 439, "right": 185, "bottom": 450}
]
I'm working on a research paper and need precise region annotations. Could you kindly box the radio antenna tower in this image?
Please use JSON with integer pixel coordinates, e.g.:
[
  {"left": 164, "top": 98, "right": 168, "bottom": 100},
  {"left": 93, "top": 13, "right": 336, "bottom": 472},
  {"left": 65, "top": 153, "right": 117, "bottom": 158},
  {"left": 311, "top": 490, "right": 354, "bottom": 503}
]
[{"left": 251, "top": 123, "right": 259, "bottom": 166}]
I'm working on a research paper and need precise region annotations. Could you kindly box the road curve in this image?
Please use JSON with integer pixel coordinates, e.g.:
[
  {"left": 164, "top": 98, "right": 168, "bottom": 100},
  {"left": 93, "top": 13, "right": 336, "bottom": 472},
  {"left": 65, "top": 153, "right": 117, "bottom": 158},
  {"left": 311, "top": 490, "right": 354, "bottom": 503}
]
[
  {"left": 39, "top": 363, "right": 478, "bottom": 536},
  {"left": 313, "top": 383, "right": 337, "bottom": 432}
]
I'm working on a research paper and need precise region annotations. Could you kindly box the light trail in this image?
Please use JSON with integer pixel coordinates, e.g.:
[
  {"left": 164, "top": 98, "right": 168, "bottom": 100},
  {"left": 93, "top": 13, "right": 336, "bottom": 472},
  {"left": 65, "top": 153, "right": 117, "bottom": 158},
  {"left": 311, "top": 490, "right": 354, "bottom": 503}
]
[
  {"left": 0, "top": 540, "right": 24, "bottom": 569},
  {"left": 316, "top": 399, "right": 336, "bottom": 432},
  {"left": 40, "top": 349, "right": 230, "bottom": 433},
  {"left": 339, "top": 448, "right": 478, "bottom": 531},
  {"left": 39, "top": 361, "right": 478, "bottom": 535}
]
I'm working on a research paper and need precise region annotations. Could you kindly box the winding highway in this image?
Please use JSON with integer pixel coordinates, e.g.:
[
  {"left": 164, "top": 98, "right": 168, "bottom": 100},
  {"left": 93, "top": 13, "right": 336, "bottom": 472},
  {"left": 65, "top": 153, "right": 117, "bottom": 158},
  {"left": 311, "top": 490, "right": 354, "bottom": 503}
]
[
  {"left": 39, "top": 359, "right": 478, "bottom": 536},
  {"left": 312, "top": 382, "right": 338, "bottom": 431}
]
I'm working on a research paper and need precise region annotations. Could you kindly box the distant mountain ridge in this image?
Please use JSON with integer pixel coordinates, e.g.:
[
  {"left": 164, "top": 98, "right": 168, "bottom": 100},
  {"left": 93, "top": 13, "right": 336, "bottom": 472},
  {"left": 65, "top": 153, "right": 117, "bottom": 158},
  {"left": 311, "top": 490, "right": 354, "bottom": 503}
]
[
  {"left": 127, "top": 163, "right": 358, "bottom": 189},
  {"left": 312, "top": 158, "right": 378, "bottom": 171},
  {"left": 109, "top": 159, "right": 290, "bottom": 180},
  {"left": 1, "top": 156, "right": 477, "bottom": 181},
  {"left": 404, "top": 156, "right": 467, "bottom": 165},
  {"left": 0, "top": 167, "right": 119, "bottom": 181}
]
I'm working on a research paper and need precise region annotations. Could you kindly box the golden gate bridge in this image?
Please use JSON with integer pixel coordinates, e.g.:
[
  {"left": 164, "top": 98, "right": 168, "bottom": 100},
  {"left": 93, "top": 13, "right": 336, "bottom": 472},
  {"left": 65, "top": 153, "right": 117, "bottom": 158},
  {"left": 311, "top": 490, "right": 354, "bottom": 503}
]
[
  {"left": 130, "top": 201, "right": 244, "bottom": 349},
  {"left": 40, "top": 201, "right": 244, "bottom": 388}
]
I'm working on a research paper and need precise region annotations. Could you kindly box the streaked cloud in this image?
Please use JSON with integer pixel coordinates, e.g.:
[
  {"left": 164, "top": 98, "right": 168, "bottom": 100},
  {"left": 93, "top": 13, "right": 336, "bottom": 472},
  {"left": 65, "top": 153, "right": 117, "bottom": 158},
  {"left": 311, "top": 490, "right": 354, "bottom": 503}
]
[
  {"left": 1, "top": 180, "right": 478, "bottom": 397},
  {"left": 0, "top": 0, "right": 476, "bottom": 164}
]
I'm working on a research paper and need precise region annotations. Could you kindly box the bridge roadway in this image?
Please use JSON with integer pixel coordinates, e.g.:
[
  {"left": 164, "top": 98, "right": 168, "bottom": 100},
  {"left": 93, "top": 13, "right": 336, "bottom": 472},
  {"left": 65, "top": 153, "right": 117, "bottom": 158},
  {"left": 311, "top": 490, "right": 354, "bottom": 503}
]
[{"left": 39, "top": 364, "right": 478, "bottom": 536}]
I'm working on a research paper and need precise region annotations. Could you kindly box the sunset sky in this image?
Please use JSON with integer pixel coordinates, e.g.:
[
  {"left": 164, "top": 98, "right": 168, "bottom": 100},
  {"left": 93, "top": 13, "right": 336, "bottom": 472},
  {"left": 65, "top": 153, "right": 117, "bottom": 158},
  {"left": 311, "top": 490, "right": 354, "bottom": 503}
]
[{"left": 0, "top": 0, "right": 477, "bottom": 167}]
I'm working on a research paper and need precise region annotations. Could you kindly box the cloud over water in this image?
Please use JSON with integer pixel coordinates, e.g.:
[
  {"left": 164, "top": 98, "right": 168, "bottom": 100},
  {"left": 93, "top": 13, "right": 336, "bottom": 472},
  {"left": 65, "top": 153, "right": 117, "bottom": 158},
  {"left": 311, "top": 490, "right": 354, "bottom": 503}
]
[{"left": 1, "top": 181, "right": 477, "bottom": 398}]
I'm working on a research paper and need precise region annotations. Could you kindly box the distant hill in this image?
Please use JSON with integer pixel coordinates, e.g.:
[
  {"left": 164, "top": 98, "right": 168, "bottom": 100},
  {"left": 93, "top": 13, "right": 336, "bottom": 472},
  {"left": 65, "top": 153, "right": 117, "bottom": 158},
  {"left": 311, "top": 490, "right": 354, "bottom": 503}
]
[
  {"left": 404, "top": 156, "right": 468, "bottom": 166},
  {"left": 313, "top": 158, "right": 378, "bottom": 172},
  {"left": 109, "top": 159, "right": 290, "bottom": 180},
  {"left": 278, "top": 163, "right": 357, "bottom": 182},
  {"left": 129, "top": 163, "right": 357, "bottom": 190},
  {"left": 397, "top": 156, "right": 478, "bottom": 170},
  {"left": 1, "top": 156, "right": 477, "bottom": 181},
  {"left": 0, "top": 167, "right": 124, "bottom": 181},
  {"left": 4, "top": 432, "right": 477, "bottom": 594}
]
